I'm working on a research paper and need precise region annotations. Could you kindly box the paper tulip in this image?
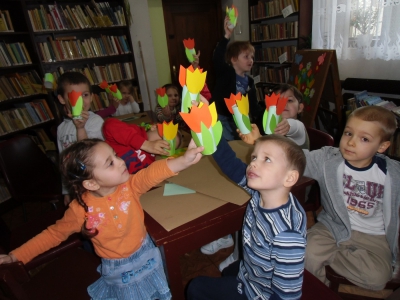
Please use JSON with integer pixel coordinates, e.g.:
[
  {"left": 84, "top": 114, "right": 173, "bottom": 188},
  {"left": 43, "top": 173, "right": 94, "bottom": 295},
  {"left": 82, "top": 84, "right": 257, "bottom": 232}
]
[
  {"left": 180, "top": 102, "right": 222, "bottom": 155},
  {"left": 68, "top": 90, "right": 83, "bottom": 119},
  {"left": 109, "top": 84, "right": 122, "bottom": 100},
  {"left": 157, "top": 121, "right": 178, "bottom": 156},
  {"left": 156, "top": 87, "right": 168, "bottom": 108},
  {"left": 224, "top": 93, "right": 251, "bottom": 134},
  {"left": 179, "top": 65, "right": 207, "bottom": 113},
  {"left": 43, "top": 73, "right": 55, "bottom": 90},
  {"left": 98, "top": 80, "right": 111, "bottom": 94},
  {"left": 183, "top": 38, "right": 196, "bottom": 63},
  {"left": 263, "top": 93, "right": 288, "bottom": 134},
  {"left": 226, "top": 5, "right": 239, "bottom": 28}
]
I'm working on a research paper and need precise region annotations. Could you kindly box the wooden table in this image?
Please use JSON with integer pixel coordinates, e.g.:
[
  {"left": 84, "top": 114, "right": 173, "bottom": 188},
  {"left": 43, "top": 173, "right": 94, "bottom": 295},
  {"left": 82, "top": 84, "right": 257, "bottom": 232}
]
[{"left": 144, "top": 176, "right": 315, "bottom": 300}]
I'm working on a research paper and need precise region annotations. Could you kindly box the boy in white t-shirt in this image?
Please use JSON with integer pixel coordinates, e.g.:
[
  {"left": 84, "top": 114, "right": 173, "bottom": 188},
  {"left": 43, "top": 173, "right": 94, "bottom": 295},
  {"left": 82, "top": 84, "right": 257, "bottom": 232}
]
[{"left": 56, "top": 71, "right": 104, "bottom": 205}]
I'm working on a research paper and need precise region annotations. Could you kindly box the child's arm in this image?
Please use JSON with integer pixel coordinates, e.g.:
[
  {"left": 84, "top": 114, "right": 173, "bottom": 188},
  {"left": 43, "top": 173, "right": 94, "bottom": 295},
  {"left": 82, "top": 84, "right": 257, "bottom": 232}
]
[
  {"left": 274, "top": 118, "right": 290, "bottom": 136},
  {"left": 75, "top": 110, "right": 90, "bottom": 141},
  {"left": 127, "top": 95, "right": 140, "bottom": 113},
  {"left": 269, "top": 231, "right": 306, "bottom": 299},
  {"left": 166, "top": 139, "right": 203, "bottom": 173},
  {"left": 212, "top": 17, "right": 233, "bottom": 72},
  {"left": 212, "top": 137, "right": 247, "bottom": 184},
  {"left": 237, "top": 124, "right": 262, "bottom": 145}
]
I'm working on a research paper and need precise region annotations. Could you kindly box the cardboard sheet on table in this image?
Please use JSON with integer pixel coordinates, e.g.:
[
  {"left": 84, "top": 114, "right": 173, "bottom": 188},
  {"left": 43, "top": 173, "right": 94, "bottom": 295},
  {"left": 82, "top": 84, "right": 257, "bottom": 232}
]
[
  {"left": 116, "top": 112, "right": 153, "bottom": 125},
  {"left": 140, "top": 185, "right": 227, "bottom": 231},
  {"left": 167, "top": 141, "right": 252, "bottom": 206}
]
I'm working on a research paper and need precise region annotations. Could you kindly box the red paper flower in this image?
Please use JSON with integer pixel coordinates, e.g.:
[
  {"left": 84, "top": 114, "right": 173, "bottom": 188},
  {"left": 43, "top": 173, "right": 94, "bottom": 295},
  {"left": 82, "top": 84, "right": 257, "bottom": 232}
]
[
  {"left": 109, "top": 84, "right": 118, "bottom": 93},
  {"left": 99, "top": 80, "right": 108, "bottom": 89},
  {"left": 183, "top": 38, "right": 195, "bottom": 49},
  {"left": 156, "top": 87, "right": 166, "bottom": 97}
]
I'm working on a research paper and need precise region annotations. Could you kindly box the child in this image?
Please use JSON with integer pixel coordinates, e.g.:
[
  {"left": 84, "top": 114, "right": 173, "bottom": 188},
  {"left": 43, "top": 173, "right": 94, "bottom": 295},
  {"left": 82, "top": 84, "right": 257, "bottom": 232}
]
[
  {"left": 103, "top": 118, "right": 178, "bottom": 174},
  {"left": 109, "top": 80, "right": 141, "bottom": 116},
  {"left": 303, "top": 106, "right": 400, "bottom": 290},
  {"left": 0, "top": 138, "right": 204, "bottom": 300},
  {"left": 154, "top": 83, "right": 184, "bottom": 125},
  {"left": 187, "top": 134, "right": 307, "bottom": 299},
  {"left": 211, "top": 16, "right": 264, "bottom": 141},
  {"left": 56, "top": 71, "right": 105, "bottom": 205},
  {"left": 201, "top": 83, "right": 309, "bottom": 269}
]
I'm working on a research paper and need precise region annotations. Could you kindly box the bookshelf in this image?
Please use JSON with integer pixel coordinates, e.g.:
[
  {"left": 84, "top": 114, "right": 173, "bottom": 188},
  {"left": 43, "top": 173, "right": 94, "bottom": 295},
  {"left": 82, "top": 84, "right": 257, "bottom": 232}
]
[
  {"left": 0, "top": 0, "right": 56, "bottom": 139},
  {"left": 248, "top": 0, "right": 312, "bottom": 100},
  {"left": 23, "top": 0, "right": 141, "bottom": 121}
]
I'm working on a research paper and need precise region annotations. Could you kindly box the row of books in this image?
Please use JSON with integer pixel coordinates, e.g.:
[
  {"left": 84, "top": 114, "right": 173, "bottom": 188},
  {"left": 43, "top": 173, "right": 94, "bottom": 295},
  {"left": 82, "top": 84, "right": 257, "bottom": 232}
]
[
  {"left": 0, "top": 42, "right": 32, "bottom": 67},
  {"left": 30, "top": 128, "right": 57, "bottom": 152},
  {"left": 251, "top": 21, "right": 298, "bottom": 42},
  {"left": 254, "top": 45, "right": 296, "bottom": 63},
  {"left": 250, "top": 0, "right": 299, "bottom": 21},
  {"left": 0, "top": 71, "right": 46, "bottom": 101},
  {"left": 0, "top": 178, "right": 11, "bottom": 204},
  {"left": 0, "top": 99, "right": 54, "bottom": 136},
  {"left": 251, "top": 64, "right": 290, "bottom": 84},
  {"left": 37, "top": 35, "right": 130, "bottom": 63},
  {"left": 49, "top": 62, "right": 135, "bottom": 87},
  {"left": 0, "top": 10, "right": 14, "bottom": 32},
  {"left": 28, "top": 2, "right": 126, "bottom": 32}
]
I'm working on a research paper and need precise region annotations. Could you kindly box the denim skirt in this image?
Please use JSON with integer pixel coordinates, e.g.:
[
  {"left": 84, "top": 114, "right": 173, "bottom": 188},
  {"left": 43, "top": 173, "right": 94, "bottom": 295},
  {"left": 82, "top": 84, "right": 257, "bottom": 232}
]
[{"left": 87, "top": 234, "right": 171, "bottom": 300}]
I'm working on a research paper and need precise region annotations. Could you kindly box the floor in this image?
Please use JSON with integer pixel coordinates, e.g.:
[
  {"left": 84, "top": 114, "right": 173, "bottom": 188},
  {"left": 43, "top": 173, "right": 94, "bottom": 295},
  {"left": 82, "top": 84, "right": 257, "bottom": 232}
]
[{"left": 1, "top": 202, "right": 316, "bottom": 291}]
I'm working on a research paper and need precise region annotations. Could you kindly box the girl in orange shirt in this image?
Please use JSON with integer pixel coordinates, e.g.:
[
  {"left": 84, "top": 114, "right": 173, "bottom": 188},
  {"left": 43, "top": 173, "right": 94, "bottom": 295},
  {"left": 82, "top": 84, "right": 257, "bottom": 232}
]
[{"left": 0, "top": 138, "right": 203, "bottom": 300}]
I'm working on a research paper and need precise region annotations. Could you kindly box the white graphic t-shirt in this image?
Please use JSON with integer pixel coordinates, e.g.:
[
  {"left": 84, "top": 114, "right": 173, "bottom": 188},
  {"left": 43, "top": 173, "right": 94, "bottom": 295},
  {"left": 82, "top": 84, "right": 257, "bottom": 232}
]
[{"left": 342, "top": 156, "right": 386, "bottom": 235}]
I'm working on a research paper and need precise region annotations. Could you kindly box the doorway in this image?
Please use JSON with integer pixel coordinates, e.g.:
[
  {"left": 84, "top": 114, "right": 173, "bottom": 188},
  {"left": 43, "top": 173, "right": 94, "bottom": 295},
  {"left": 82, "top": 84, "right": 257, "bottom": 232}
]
[{"left": 162, "top": 0, "right": 223, "bottom": 91}]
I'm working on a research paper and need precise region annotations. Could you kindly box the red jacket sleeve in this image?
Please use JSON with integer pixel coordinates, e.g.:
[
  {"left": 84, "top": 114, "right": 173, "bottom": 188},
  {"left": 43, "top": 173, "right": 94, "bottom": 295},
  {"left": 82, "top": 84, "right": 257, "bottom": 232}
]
[
  {"left": 103, "top": 118, "right": 147, "bottom": 150},
  {"left": 200, "top": 83, "right": 212, "bottom": 101}
]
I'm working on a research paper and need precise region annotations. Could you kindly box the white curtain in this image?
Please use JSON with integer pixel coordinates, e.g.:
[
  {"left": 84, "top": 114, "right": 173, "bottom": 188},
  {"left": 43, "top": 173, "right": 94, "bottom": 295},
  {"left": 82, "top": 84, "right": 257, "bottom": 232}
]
[{"left": 312, "top": 0, "right": 400, "bottom": 80}]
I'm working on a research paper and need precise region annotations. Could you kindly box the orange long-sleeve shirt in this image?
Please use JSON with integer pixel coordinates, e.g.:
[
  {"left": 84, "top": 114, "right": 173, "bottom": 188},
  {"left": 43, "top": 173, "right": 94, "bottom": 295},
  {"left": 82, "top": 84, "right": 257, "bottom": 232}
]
[{"left": 12, "top": 159, "right": 176, "bottom": 264}]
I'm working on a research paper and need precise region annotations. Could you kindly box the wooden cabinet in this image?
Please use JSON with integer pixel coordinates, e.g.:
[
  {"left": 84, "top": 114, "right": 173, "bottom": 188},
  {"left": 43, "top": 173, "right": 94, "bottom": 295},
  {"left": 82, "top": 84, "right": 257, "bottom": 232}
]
[{"left": 248, "top": 0, "right": 311, "bottom": 90}]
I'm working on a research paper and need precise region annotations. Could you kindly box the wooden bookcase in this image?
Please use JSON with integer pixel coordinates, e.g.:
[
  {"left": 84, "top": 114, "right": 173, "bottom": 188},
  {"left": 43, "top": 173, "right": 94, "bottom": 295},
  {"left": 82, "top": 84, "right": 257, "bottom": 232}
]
[
  {"left": 0, "top": 0, "right": 141, "bottom": 140},
  {"left": 248, "top": 0, "right": 312, "bottom": 99}
]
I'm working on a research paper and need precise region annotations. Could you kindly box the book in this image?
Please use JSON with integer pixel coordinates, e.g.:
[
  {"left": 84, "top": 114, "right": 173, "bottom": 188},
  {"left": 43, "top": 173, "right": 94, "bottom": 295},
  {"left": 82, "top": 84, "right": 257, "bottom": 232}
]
[
  {"left": 24, "top": 102, "right": 41, "bottom": 123},
  {"left": 20, "top": 43, "right": 32, "bottom": 64},
  {"left": 3, "top": 10, "right": 14, "bottom": 31}
]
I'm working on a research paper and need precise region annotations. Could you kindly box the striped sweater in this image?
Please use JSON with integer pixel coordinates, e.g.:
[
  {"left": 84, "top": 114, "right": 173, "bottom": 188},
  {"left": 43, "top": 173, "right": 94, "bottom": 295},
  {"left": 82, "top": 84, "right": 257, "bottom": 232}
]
[{"left": 213, "top": 139, "right": 307, "bottom": 299}]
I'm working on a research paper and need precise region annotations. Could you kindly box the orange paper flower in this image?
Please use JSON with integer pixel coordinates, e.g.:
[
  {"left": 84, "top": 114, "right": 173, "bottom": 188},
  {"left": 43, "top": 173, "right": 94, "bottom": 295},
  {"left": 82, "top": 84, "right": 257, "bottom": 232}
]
[
  {"left": 265, "top": 93, "right": 288, "bottom": 114},
  {"left": 180, "top": 103, "right": 217, "bottom": 133},
  {"left": 224, "top": 93, "right": 242, "bottom": 114},
  {"left": 68, "top": 90, "right": 82, "bottom": 106},
  {"left": 183, "top": 38, "right": 195, "bottom": 49}
]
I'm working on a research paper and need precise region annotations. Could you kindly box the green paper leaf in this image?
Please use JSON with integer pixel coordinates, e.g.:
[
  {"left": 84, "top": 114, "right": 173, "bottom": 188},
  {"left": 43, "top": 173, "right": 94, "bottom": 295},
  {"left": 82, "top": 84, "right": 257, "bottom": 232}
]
[
  {"left": 182, "top": 89, "right": 192, "bottom": 113},
  {"left": 158, "top": 95, "right": 168, "bottom": 108},
  {"left": 212, "top": 121, "right": 223, "bottom": 147},
  {"left": 185, "top": 48, "right": 195, "bottom": 63},
  {"left": 242, "top": 114, "right": 251, "bottom": 131},
  {"left": 270, "top": 114, "right": 277, "bottom": 132},
  {"left": 201, "top": 123, "right": 215, "bottom": 155},
  {"left": 263, "top": 110, "right": 268, "bottom": 133},
  {"left": 191, "top": 130, "right": 201, "bottom": 148}
]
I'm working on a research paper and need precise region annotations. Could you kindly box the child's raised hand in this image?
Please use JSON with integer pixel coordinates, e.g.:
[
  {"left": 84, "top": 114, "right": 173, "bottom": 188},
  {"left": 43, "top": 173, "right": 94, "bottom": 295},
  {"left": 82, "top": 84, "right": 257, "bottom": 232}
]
[
  {"left": 141, "top": 139, "right": 170, "bottom": 156},
  {"left": 274, "top": 118, "right": 290, "bottom": 136},
  {"left": 70, "top": 110, "right": 89, "bottom": 129},
  {"left": 0, "top": 253, "right": 17, "bottom": 265},
  {"left": 237, "top": 124, "right": 261, "bottom": 145},
  {"left": 192, "top": 51, "right": 201, "bottom": 69},
  {"left": 224, "top": 16, "right": 233, "bottom": 39},
  {"left": 167, "top": 139, "right": 203, "bottom": 173},
  {"left": 191, "top": 94, "right": 209, "bottom": 107}
]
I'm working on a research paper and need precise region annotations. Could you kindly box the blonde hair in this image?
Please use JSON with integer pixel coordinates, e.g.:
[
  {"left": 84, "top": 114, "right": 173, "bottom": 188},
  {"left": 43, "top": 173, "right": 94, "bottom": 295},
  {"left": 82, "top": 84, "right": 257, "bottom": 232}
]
[{"left": 348, "top": 106, "right": 397, "bottom": 141}]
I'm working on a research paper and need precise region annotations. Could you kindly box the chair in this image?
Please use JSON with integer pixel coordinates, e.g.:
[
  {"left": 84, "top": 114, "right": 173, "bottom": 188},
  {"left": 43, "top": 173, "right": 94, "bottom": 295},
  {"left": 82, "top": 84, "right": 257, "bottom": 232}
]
[
  {"left": 0, "top": 247, "right": 101, "bottom": 300},
  {"left": 0, "top": 135, "right": 63, "bottom": 220},
  {"left": 304, "top": 127, "right": 335, "bottom": 219}
]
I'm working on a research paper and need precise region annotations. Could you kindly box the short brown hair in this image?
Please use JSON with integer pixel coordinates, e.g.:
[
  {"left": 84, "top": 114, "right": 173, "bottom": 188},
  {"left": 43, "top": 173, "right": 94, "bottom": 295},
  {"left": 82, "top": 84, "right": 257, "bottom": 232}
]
[
  {"left": 255, "top": 134, "right": 306, "bottom": 178},
  {"left": 348, "top": 106, "right": 397, "bottom": 141},
  {"left": 273, "top": 83, "right": 303, "bottom": 104},
  {"left": 225, "top": 41, "right": 255, "bottom": 64}
]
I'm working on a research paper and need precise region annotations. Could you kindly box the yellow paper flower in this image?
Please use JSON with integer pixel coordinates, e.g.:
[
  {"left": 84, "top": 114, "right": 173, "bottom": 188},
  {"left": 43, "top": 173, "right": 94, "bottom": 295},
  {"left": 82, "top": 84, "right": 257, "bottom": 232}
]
[
  {"left": 163, "top": 121, "right": 178, "bottom": 141},
  {"left": 236, "top": 94, "right": 249, "bottom": 116},
  {"left": 186, "top": 67, "right": 207, "bottom": 94}
]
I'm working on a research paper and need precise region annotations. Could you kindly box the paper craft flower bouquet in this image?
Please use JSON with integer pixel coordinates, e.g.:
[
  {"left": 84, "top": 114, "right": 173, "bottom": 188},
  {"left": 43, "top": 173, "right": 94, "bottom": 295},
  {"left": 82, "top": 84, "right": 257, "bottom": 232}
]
[
  {"left": 180, "top": 102, "right": 222, "bottom": 155},
  {"left": 157, "top": 121, "right": 179, "bottom": 156},
  {"left": 156, "top": 87, "right": 168, "bottom": 108},
  {"left": 99, "top": 80, "right": 122, "bottom": 100},
  {"left": 68, "top": 90, "right": 83, "bottom": 119},
  {"left": 226, "top": 5, "right": 238, "bottom": 29},
  {"left": 179, "top": 65, "right": 207, "bottom": 113},
  {"left": 183, "top": 38, "right": 196, "bottom": 63},
  {"left": 224, "top": 92, "right": 252, "bottom": 134},
  {"left": 263, "top": 93, "right": 288, "bottom": 134}
]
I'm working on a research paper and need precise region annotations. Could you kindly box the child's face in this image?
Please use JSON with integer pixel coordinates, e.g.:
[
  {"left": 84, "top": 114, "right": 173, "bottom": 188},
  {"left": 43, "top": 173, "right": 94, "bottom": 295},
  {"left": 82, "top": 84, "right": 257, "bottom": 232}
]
[
  {"left": 120, "top": 85, "right": 131, "bottom": 105},
  {"left": 279, "top": 90, "right": 303, "bottom": 119},
  {"left": 246, "top": 140, "right": 290, "bottom": 192},
  {"left": 58, "top": 83, "right": 92, "bottom": 113},
  {"left": 89, "top": 142, "right": 130, "bottom": 195},
  {"left": 232, "top": 50, "right": 254, "bottom": 74},
  {"left": 166, "top": 87, "right": 180, "bottom": 108},
  {"left": 340, "top": 117, "right": 390, "bottom": 168}
]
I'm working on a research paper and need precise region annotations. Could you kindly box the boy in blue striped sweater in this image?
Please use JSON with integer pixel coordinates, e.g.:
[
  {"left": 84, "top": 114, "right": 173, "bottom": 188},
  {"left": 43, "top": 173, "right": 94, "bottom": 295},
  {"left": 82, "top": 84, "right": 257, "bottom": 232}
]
[{"left": 187, "top": 134, "right": 307, "bottom": 300}]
